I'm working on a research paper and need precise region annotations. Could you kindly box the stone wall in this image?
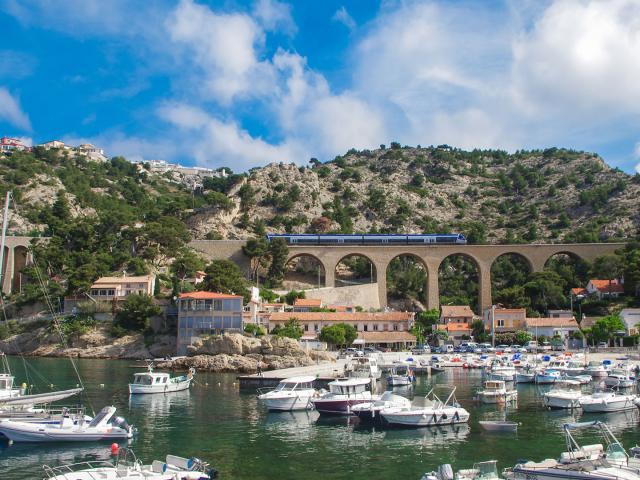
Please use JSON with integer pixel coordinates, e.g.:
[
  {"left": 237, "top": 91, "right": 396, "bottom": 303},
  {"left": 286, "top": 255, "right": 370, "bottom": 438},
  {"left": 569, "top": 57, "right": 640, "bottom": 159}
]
[{"left": 297, "top": 282, "right": 381, "bottom": 310}]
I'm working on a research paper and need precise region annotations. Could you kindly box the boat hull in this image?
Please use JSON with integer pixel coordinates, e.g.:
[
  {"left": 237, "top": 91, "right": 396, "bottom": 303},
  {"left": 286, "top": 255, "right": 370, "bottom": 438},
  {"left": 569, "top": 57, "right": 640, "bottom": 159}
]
[
  {"left": 386, "top": 376, "right": 412, "bottom": 387},
  {"left": 312, "top": 399, "right": 370, "bottom": 415},
  {"left": 382, "top": 409, "right": 470, "bottom": 427},
  {"left": 259, "top": 395, "right": 314, "bottom": 411},
  {"left": 478, "top": 391, "right": 517, "bottom": 404},
  {"left": 580, "top": 397, "right": 637, "bottom": 413},
  {"left": 0, "top": 423, "right": 132, "bottom": 442},
  {"left": 128, "top": 378, "right": 191, "bottom": 395},
  {"left": 543, "top": 393, "right": 582, "bottom": 409}
]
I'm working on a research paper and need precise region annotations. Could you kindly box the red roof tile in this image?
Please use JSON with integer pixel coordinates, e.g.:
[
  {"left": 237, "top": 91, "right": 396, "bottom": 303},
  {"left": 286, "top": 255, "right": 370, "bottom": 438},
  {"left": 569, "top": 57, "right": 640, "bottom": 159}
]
[{"left": 178, "top": 291, "right": 243, "bottom": 299}]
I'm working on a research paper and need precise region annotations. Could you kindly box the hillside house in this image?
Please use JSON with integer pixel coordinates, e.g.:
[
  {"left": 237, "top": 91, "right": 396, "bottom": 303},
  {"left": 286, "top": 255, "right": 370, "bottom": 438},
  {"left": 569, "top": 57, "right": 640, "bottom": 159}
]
[
  {"left": 525, "top": 317, "right": 580, "bottom": 340},
  {"left": 440, "top": 305, "right": 475, "bottom": 324},
  {"left": 482, "top": 307, "right": 526, "bottom": 332},
  {"left": 89, "top": 274, "right": 156, "bottom": 300}
]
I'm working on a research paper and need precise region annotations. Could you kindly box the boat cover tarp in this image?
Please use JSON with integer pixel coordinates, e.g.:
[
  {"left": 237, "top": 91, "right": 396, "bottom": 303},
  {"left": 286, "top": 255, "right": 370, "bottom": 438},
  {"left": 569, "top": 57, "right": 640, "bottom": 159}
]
[
  {"left": 0, "top": 387, "right": 83, "bottom": 406},
  {"left": 563, "top": 421, "right": 598, "bottom": 430}
]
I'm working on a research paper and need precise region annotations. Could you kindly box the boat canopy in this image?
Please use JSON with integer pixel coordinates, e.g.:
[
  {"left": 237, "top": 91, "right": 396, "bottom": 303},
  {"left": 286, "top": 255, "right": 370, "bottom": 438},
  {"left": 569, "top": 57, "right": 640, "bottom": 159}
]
[{"left": 280, "top": 376, "right": 316, "bottom": 384}]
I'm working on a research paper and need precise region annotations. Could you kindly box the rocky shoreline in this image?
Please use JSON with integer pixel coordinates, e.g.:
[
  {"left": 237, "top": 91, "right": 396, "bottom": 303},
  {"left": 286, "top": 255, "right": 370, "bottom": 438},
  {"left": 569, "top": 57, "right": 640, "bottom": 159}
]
[{"left": 0, "top": 327, "right": 332, "bottom": 373}]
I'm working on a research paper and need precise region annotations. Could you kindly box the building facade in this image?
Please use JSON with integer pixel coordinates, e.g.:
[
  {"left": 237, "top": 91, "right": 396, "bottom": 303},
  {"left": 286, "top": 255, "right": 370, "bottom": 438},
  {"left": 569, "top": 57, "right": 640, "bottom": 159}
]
[
  {"left": 482, "top": 307, "right": 526, "bottom": 332},
  {"left": 440, "top": 305, "right": 475, "bottom": 324},
  {"left": 89, "top": 275, "right": 156, "bottom": 300},
  {"left": 525, "top": 317, "right": 580, "bottom": 339},
  {"left": 620, "top": 309, "right": 640, "bottom": 335},
  {"left": 177, "top": 291, "right": 244, "bottom": 355}
]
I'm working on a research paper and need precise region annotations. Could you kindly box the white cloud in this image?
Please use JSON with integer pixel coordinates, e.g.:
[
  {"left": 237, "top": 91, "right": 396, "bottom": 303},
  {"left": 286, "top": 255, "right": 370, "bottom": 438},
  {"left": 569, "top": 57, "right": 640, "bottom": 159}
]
[
  {"left": 253, "top": 0, "right": 297, "bottom": 35},
  {"left": 0, "top": 87, "right": 31, "bottom": 131},
  {"left": 332, "top": 6, "right": 356, "bottom": 30}
]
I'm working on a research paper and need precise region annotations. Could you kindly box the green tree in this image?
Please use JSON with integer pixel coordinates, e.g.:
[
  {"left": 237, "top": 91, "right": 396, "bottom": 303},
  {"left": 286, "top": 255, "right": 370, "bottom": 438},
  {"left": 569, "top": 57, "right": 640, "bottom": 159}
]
[
  {"left": 515, "top": 330, "right": 532, "bottom": 345},
  {"left": 201, "top": 259, "right": 250, "bottom": 301},
  {"left": 319, "top": 323, "right": 357, "bottom": 348},
  {"left": 271, "top": 318, "right": 303, "bottom": 339},
  {"left": 266, "top": 238, "right": 288, "bottom": 287},
  {"left": 114, "top": 294, "right": 161, "bottom": 331},
  {"left": 589, "top": 315, "right": 625, "bottom": 344},
  {"left": 242, "top": 237, "right": 270, "bottom": 282},
  {"left": 524, "top": 271, "right": 567, "bottom": 315},
  {"left": 171, "top": 248, "right": 205, "bottom": 284},
  {"left": 471, "top": 320, "right": 489, "bottom": 342}
]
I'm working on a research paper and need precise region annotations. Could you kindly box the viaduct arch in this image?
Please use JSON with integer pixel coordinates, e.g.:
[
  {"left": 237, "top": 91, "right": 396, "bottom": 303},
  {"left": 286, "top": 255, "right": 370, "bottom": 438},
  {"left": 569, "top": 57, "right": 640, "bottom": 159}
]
[
  {"left": 190, "top": 240, "right": 624, "bottom": 313},
  {"left": 0, "top": 236, "right": 40, "bottom": 295}
]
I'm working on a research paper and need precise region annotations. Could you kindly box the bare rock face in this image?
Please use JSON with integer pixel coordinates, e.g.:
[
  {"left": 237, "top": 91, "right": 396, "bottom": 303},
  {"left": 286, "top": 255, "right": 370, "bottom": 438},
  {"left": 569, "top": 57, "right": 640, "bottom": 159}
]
[{"left": 188, "top": 333, "right": 262, "bottom": 356}]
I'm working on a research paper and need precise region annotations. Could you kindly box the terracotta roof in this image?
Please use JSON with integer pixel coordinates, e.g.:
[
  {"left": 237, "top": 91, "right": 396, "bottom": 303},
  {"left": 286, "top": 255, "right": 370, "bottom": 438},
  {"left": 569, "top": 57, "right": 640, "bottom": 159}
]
[
  {"left": 571, "top": 287, "right": 588, "bottom": 296},
  {"left": 178, "top": 291, "right": 243, "bottom": 299},
  {"left": 441, "top": 306, "right": 474, "bottom": 318},
  {"left": 493, "top": 308, "right": 527, "bottom": 314},
  {"left": 269, "top": 311, "right": 413, "bottom": 322},
  {"left": 293, "top": 298, "right": 322, "bottom": 307},
  {"left": 264, "top": 303, "right": 286, "bottom": 307},
  {"left": 357, "top": 332, "right": 417, "bottom": 343},
  {"left": 525, "top": 317, "right": 579, "bottom": 328}
]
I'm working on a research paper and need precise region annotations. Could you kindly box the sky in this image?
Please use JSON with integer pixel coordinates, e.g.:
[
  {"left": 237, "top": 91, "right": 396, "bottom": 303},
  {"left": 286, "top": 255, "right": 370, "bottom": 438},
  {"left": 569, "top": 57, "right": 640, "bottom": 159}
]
[{"left": 1, "top": 0, "right": 640, "bottom": 174}]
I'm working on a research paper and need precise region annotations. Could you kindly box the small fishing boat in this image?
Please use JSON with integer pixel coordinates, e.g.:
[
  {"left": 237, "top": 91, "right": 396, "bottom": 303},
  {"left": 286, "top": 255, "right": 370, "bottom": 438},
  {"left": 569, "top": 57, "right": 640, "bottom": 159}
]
[
  {"left": 380, "top": 387, "right": 470, "bottom": 427},
  {"left": 257, "top": 375, "right": 316, "bottom": 411},
  {"left": 604, "top": 367, "right": 635, "bottom": 389},
  {"left": 583, "top": 361, "right": 609, "bottom": 378},
  {"left": 515, "top": 366, "right": 536, "bottom": 384},
  {"left": 423, "top": 460, "right": 501, "bottom": 480},
  {"left": 579, "top": 391, "right": 637, "bottom": 413},
  {"left": 43, "top": 448, "right": 217, "bottom": 479},
  {"left": 345, "top": 356, "right": 381, "bottom": 379},
  {"left": 486, "top": 359, "right": 516, "bottom": 382},
  {"left": 479, "top": 421, "right": 518, "bottom": 432},
  {"left": 477, "top": 380, "right": 517, "bottom": 404},
  {"left": 129, "top": 363, "right": 195, "bottom": 394},
  {"left": 311, "top": 378, "right": 372, "bottom": 415},
  {"left": 543, "top": 381, "right": 584, "bottom": 409},
  {"left": 564, "top": 361, "right": 586, "bottom": 376},
  {"left": 351, "top": 391, "right": 411, "bottom": 425},
  {"left": 0, "top": 405, "right": 134, "bottom": 442},
  {"left": 535, "top": 369, "right": 561, "bottom": 385},
  {"left": 386, "top": 364, "right": 415, "bottom": 387},
  {"left": 563, "top": 374, "right": 592, "bottom": 385}
]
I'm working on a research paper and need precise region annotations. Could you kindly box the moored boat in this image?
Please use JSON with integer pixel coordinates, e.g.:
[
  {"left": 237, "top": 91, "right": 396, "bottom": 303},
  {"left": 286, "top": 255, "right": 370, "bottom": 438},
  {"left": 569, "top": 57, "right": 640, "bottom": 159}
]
[
  {"left": 351, "top": 391, "right": 411, "bottom": 424},
  {"left": 535, "top": 369, "right": 561, "bottom": 385},
  {"left": 543, "top": 381, "right": 584, "bottom": 409},
  {"left": 579, "top": 391, "right": 637, "bottom": 413},
  {"left": 128, "top": 363, "right": 194, "bottom": 395},
  {"left": 583, "top": 361, "right": 609, "bottom": 378},
  {"left": 422, "top": 461, "right": 501, "bottom": 480},
  {"left": 386, "top": 364, "right": 415, "bottom": 387},
  {"left": 311, "top": 378, "right": 372, "bottom": 415},
  {"left": 380, "top": 387, "right": 470, "bottom": 427},
  {"left": 345, "top": 356, "right": 381, "bottom": 379},
  {"left": 257, "top": 375, "right": 316, "bottom": 411},
  {"left": 0, "top": 405, "right": 133, "bottom": 442},
  {"left": 477, "top": 380, "right": 517, "bottom": 404}
]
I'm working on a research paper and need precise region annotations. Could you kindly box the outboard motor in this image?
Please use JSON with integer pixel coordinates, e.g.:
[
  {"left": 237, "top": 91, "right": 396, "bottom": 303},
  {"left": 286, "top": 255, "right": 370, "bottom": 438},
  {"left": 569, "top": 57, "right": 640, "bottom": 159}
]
[
  {"left": 111, "top": 416, "right": 131, "bottom": 432},
  {"left": 438, "top": 464, "right": 454, "bottom": 480}
]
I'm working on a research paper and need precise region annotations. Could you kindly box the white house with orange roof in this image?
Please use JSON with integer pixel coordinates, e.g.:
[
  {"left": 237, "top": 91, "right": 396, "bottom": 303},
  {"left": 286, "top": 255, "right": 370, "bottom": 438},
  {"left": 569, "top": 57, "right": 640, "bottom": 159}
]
[
  {"left": 292, "top": 298, "right": 323, "bottom": 312},
  {"left": 482, "top": 307, "right": 527, "bottom": 332},
  {"left": 89, "top": 274, "right": 156, "bottom": 300}
]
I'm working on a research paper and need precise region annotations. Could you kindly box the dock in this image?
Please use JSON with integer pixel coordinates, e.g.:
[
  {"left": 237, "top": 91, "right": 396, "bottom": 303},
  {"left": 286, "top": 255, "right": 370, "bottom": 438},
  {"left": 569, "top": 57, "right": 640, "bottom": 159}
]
[{"left": 237, "top": 359, "right": 350, "bottom": 389}]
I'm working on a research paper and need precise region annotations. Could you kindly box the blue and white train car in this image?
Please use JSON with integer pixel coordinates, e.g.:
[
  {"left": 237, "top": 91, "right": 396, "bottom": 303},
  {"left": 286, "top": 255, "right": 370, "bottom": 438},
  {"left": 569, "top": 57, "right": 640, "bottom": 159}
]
[{"left": 265, "top": 233, "right": 467, "bottom": 245}]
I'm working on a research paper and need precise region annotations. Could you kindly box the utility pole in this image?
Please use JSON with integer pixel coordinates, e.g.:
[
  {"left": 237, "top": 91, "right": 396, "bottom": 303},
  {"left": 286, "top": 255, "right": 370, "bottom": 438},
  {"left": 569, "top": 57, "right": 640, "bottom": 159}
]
[{"left": 491, "top": 304, "right": 496, "bottom": 348}]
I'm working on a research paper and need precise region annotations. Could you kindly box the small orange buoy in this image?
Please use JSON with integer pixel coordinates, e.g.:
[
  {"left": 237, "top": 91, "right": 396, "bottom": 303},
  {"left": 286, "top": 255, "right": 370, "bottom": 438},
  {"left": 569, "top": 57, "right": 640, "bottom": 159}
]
[{"left": 111, "top": 443, "right": 119, "bottom": 455}]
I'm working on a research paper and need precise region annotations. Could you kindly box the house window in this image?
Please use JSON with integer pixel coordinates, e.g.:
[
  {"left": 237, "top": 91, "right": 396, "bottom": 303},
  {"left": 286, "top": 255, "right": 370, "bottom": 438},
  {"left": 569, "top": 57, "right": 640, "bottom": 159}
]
[
  {"left": 497, "top": 319, "right": 505, "bottom": 327},
  {"left": 304, "top": 324, "right": 309, "bottom": 332},
  {"left": 383, "top": 324, "right": 388, "bottom": 331},
  {"left": 353, "top": 324, "right": 358, "bottom": 331},
  {"left": 373, "top": 324, "right": 379, "bottom": 331},
  {"left": 364, "top": 324, "right": 368, "bottom": 331},
  {"left": 393, "top": 324, "right": 398, "bottom": 331}
]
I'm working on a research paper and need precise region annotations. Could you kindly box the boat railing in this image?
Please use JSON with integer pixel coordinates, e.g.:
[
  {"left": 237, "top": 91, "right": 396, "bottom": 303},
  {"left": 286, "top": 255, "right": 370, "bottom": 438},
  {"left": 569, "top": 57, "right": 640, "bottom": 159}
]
[{"left": 42, "top": 460, "right": 116, "bottom": 479}]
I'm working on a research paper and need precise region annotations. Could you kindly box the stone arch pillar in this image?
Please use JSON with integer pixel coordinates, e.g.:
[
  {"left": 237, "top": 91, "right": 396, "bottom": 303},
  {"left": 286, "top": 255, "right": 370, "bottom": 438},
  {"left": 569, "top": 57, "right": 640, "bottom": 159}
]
[
  {"left": 323, "top": 258, "right": 337, "bottom": 288},
  {"left": 2, "top": 246, "right": 14, "bottom": 295},
  {"left": 376, "top": 259, "right": 389, "bottom": 310},
  {"left": 425, "top": 260, "right": 440, "bottom": 312},
  {"left": 478, "top": 260, "right": 492, "bottom": 314}
]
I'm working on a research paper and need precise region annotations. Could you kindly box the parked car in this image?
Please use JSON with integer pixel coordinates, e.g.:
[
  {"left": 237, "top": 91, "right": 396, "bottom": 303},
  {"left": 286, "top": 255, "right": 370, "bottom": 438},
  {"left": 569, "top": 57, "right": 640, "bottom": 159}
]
[
  {"left": 411, "top": 346, "right": 430, "bottom": 355},
  {"left": 539, "top": 342, "right": 552, "bottom": 352},
  {"left": 496, "top": 344, "right": 512, "bottom": 353},
  {"left": 512, "top": 344, "right": 527, "bottom": 353},
  {"left": 364, "top": 347, "right": 382, "bottom": 354},
  {"left": 597, "top": 342, "right": 608, "bottom": 348},
  {"left": 526, "top": 341, "right": 539, "bottom": 353}
]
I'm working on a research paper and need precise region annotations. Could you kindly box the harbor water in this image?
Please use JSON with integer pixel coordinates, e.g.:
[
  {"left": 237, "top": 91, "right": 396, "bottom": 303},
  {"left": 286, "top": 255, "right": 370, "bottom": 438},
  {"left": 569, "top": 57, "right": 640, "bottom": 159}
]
[{"left": 1, "top": 357, "right": 640, "bottom": 479}]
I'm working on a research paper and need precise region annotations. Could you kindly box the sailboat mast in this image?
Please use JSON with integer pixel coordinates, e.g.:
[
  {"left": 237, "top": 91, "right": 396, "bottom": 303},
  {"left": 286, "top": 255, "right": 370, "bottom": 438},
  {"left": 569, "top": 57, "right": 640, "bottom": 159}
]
[{"left": 0, "top": 190, "right": 11, "bottom": 289}]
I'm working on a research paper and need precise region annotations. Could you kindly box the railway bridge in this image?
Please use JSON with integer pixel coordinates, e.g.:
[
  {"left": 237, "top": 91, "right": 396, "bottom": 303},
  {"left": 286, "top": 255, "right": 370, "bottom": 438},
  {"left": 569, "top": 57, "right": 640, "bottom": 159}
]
[{"left": 189, "top": 240, "right": 624, "bottom": 313}]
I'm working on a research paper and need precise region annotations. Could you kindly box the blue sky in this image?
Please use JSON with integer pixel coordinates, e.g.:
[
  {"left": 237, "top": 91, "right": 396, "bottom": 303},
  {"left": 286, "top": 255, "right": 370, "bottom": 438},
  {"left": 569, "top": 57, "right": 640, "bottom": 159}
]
[{"left": 1, "top": 0, "right": 639, "bottom": 174}]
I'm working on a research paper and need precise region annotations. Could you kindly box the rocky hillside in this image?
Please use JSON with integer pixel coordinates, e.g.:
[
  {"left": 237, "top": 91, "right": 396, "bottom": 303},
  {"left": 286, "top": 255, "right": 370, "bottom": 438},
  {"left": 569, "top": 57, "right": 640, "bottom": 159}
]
[
  {"left": 2, "top": 145, "right": 639, "bottom": 245},
  {"left": 189, "top": 146, "right": 640, "bottom": 244}
]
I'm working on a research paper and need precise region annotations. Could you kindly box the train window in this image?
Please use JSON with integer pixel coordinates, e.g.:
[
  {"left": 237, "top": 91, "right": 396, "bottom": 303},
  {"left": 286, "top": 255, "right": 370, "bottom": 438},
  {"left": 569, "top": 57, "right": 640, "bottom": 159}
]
[
  {"left": 343, "top": 236, "right": 363, "bottom": 244},
  {"left": 436, "top": 237, "right": 452, "bottom": 243},
  {"left": 388, "top": 236, "right": 407, "bottom": 243}
]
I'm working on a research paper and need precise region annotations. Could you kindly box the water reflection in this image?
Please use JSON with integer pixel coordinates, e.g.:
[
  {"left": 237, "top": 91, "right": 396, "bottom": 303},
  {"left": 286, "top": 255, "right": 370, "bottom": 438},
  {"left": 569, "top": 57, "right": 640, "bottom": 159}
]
[
  {"left": 384, "top": 424, "right": 471, "bottom": 447},
  {"left": 263, "top": 410, "right": 319, "bottom": 442},
  {"left": 128, "top": 390, "right": 192, "bottom": 416}
]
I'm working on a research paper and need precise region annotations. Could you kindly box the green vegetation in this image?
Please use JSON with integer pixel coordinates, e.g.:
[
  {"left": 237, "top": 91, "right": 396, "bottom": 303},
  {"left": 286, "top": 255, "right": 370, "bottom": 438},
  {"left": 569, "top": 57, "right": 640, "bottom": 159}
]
[
  {"left": 114, "top": 294, "right": 161, "bottom": 332},
  {"left": 271, "top": 319, "right": 303, "bottom": 339},
  {"left": 244, "top": 324, "right": 266, "bottom": 337},
  {"left": 319, "top": 323, "right": 357, "bottom": 348}
]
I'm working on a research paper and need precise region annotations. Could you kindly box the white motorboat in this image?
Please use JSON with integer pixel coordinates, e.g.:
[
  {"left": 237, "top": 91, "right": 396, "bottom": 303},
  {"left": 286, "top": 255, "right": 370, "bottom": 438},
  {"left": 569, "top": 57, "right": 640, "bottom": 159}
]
[
  {"left": 477, "top": 380, "right": 517, "bottom": 404},
  {"left": 423, "top": 460, "right": 501, "bottom": 480},
  {"left": 563, "top": 374, "right": 592, "bottom": 385},
  {"left": 486, "top": 359, "right": 516, "bottom": 382},
  {"left": 535, "top": 369, "right": 561, "bottom": 385},
  {"left": 381, "top": 387, "right": 470, "bottom": 427},
  {"left": 583, "top": 361, "right": 609, "bottom": 378},
  {"left": 257, "top": 375, "right": 316, "bottom": 411},
  {"left": 505, "top": 421, "right": 640, "bottom": 480},
  {"left": 564, "top": 361, "right": 586, "bottom": 376},
  {"left": 129, "top": 363, "right": 194, "bottom": 394},
  {"left": 579, "top": 391, "right": 637, "bottom": 413},
  {"left": 345, "top": 356, "right": 381, "bottom": 379},
  {"left": 0, "top": 405, "right": 134, "bottom": 442},
  {"left": 311, "top": 377, "right": 372, "bottom": 415},
  {"left": 351, "top": 391, "right": 411, "bottom": 424},
  {"left": 547, "top": 359, "right": 570, "bottom": 373},
  {"left": 604, "top": 367, "right": 635, "bottom": 389},
  {"left": 515, "top": 366, "right": 536, "bottom": 383},
  {"left": 386, "top": 365, "right": 415, "bottom": 387},
  {"left": 43, "top": 448, "right": 216, "bottom": 480},
  {"left": 543, "top": 381, "right": 584, "bottom": 409}
]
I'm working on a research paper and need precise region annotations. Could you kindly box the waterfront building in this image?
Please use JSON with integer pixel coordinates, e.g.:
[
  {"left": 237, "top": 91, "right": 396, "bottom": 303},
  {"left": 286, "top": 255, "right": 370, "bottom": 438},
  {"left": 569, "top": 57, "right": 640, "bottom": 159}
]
[
  {"left": 433, "top": 323, "right": 471, "bottom": 345},
  {"left": 268, "top": 311, "right": 415, "bottom": 349},
  {"left": 292, "top": 298, "right": 323, "bottom": 312},
  {"left": 177, "top": 291, "right": 244, "bottom": 355},
  {"left": 482, "top": 307, "right": 526, "bottom": 332},
  {"left": 440, "top": 305, "right": 475, "bottom": 324},
  {"left": 524, "top": 317, "right": 580, "bottom": 339}
]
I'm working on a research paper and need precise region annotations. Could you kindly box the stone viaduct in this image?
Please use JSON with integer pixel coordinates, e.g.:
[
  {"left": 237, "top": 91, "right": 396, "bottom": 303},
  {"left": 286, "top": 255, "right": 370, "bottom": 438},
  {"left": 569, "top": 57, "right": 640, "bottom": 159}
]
[{"left": 189, "top": 240, "right": 624, "bottom": 313}]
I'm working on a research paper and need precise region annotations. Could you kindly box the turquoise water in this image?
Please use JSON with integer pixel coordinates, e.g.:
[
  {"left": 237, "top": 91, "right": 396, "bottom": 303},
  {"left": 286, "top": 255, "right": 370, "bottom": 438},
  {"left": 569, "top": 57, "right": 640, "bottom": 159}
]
[{"left": 1, "top": 358, "right": 640, "bottom": 479}]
